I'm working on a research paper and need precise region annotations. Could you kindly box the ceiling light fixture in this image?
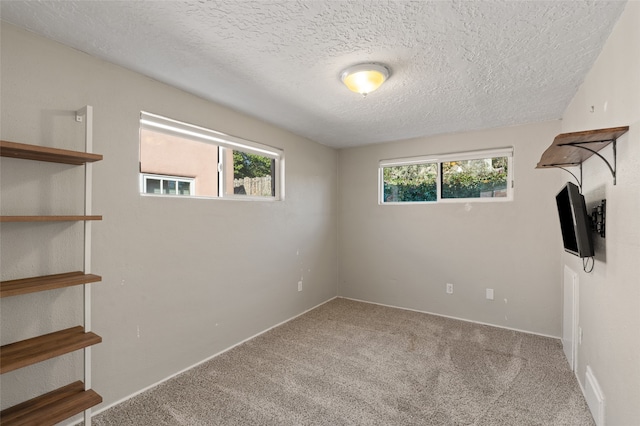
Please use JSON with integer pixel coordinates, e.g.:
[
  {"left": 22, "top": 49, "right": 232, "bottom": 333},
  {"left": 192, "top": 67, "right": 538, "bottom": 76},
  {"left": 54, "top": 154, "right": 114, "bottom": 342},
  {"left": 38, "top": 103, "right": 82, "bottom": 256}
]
[{"left": 340, "top": 63, "right": 390, "bottom": 97}]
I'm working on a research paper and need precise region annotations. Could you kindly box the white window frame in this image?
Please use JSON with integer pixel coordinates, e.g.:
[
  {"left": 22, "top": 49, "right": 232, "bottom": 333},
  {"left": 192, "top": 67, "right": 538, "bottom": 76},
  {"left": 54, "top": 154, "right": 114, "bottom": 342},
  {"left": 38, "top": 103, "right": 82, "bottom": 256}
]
[
  {"left": 141, "top": 173, "right": 195, "bottom": 196},
  {"left": 140, "top": 111, "right": 284, "bottom": 200},
  {"left": 379, "top": 147, "right": 514, "bottom": 204}
]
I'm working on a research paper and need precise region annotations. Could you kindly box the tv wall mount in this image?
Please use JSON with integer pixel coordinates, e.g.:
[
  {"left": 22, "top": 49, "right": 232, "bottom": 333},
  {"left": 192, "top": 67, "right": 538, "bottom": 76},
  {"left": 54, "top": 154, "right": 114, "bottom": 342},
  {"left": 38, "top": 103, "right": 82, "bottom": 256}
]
[
  {"left": 592, "top": 199, "right": 606, "bottom": 238},
  {"left": 536, "top": 126, "right": 629, "bottom": 188}
]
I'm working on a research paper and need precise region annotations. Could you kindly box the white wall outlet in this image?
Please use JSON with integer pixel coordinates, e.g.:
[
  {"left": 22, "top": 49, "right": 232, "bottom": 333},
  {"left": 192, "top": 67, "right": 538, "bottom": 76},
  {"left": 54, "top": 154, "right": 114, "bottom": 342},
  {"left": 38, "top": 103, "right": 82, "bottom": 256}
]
[
  {"left": 446, "top": 283, "right": 454, "bottom": 294},
  {"left": 579, "top": 326, "right": 583, "bottom": 344},
  {"left": 486, "top": 288, "right": 494, "bottom": 300},
  {"left": 298, "top": 281, "right": 303, "bottom": 292}
]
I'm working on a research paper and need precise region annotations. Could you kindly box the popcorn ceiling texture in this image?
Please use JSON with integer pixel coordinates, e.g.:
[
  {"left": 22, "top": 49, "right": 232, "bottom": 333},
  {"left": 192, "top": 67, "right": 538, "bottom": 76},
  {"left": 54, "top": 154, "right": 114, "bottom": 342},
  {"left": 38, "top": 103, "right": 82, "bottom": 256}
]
[{"left": 0, "top": 1, "right": 626, "bottom": 147}]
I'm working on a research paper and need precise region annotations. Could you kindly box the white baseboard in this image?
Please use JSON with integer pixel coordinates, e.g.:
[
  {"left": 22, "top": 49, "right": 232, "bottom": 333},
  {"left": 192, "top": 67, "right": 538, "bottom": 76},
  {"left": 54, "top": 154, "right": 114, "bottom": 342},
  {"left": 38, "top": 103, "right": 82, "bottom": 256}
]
[
  {"left": 585, "top": 365, "right": 605, "bottom": 426},
  {"left": 339, "top": 296, "right": 560, "bottom": 339}
]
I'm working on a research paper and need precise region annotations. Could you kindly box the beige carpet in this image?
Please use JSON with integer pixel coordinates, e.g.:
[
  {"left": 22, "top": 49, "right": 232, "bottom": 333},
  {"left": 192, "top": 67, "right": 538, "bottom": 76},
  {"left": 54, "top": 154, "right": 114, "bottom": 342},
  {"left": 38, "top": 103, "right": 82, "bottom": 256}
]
[{"left": 93, "top": 298, "right": 594, "bottom": 425}]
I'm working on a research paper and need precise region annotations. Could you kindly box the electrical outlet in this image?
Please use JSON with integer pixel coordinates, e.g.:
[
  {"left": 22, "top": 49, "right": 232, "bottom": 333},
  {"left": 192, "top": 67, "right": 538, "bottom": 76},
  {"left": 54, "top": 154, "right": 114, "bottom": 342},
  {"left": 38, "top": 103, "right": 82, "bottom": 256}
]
[
  {"left": 486, "top": 288, "right": 494, "bottom": 300},
  {"left": 446, "top": 283, "right": 453, "bottom": 294},
  {"left": 579, "top": 326, "right": 583, "bottom": 344},
  {"left": 298, "top": 281, "right": 303, "bottom": 292}
]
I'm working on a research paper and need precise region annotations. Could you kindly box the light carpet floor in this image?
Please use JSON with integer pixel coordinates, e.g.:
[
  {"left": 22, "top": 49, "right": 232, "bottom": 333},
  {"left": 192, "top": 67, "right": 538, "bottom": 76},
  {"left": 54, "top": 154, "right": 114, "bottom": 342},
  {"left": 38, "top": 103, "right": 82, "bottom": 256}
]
[{"left": 93, "top": 298, "right": 594, "bottom": 425}]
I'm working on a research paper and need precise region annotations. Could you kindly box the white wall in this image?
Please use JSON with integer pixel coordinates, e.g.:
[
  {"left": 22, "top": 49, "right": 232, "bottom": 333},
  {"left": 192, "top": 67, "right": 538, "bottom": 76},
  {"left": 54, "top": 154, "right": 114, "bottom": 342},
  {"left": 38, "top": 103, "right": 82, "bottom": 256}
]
[
  {"left": 3, "top": 3, "right": 637, "bottom": 423},
  {"left": 337, "top": 120, "right": 564, "bottom": 336},
  {"left": 0, "top": 22, "right": 338, "bottom": 416},
  {"left": 560, "top": 2, "right": 640, "bottom": 424}
]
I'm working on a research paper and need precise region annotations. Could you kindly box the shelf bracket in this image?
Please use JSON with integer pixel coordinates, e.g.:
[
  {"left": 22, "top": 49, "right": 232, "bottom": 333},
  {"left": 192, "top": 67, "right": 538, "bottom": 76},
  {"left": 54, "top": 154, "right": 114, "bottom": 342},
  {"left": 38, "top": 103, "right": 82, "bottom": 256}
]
[
  {"left": 557, "top": 163, "right": 583, "bottom": 191},
  {"left": 560, "top": 140, "right": 617, "bottom": 185}
]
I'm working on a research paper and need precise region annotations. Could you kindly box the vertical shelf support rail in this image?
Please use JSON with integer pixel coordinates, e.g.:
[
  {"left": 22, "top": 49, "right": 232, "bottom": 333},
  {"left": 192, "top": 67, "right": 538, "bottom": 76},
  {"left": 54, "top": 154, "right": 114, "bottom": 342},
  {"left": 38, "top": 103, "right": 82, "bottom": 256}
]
[{"left": 77, "top": 105, "right": 95, "bottom": 426}]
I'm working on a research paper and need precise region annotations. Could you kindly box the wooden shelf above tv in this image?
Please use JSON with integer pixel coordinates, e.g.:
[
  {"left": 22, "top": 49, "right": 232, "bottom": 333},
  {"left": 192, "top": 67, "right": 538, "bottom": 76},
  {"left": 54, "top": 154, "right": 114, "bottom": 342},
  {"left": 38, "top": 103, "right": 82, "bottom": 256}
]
[
  {"left": 536, "top": 126, "right": 629, "bottom": 185},
  {"left": 1, "top": 272, "right": 102, "bottom": 298},
  {"left": 0, "top": 326, "right": 101, "bottom": 374},
  {"left": 0, "top": 381, "right": 102, "bottom": 426},
  {"left": 0, "top": 140, "right": 103, "bottom": 165}
]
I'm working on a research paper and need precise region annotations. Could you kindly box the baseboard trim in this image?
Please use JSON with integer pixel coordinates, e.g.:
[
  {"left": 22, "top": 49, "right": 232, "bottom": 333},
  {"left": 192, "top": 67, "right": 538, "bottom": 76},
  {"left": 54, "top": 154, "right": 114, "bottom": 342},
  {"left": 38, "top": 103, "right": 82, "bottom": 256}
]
[
  {"left": 81, "top": 296, "right": 338, "bottom": 424},
  {"left": 339, "top": 296, "right": 560, "bottom": 340},
  {"left": 574, "top": 369, "right": 599, "bottom": 424},
  {"left": 584, "top": 365, "right": 605, "bottom": 425}
]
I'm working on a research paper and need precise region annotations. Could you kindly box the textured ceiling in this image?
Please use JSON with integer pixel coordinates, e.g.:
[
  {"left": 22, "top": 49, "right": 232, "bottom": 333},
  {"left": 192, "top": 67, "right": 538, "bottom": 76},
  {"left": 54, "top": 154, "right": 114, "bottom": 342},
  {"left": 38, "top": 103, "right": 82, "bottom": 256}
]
[{"left": 0, "top": 1, "right": 627, "bottom": 148}]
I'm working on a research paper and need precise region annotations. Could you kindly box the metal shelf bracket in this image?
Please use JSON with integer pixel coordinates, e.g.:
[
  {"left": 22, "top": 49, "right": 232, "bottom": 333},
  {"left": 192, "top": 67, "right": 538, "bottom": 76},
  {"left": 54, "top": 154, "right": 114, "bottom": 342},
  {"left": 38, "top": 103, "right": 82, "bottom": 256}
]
[
  {"left": 560, "top": 139, "right": 617, "bottom": 185},
  {"left": 557, "top": 163, "right": 583, "bottom": 191}
]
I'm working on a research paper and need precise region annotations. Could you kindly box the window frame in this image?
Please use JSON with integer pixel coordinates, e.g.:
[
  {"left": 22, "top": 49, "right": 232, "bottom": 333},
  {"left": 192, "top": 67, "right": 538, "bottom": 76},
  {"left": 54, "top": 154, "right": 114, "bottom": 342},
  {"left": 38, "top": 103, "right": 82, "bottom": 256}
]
[
  {"left": 379, "top": 147, "right": 514, "bottom": 205},
  {"left": 139, "top": 111, "right": 284, "bottom": 201}
]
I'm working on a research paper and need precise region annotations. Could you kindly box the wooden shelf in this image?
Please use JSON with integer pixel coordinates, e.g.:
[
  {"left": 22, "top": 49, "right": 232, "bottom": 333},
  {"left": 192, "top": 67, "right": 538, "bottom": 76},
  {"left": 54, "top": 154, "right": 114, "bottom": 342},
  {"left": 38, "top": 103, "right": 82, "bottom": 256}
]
[
  {"left": 0, "top": 140, "right": 102, "bottom": 165},
  {"left": 1, "top": 108, "right": 102, "bottom": 423},
  {"left": 536, "top": 126, "right": 628, "bottom": 168},
  {"left": 1, "top": 326, "right": 101, "bottom": 374},
  {"left": 536, "top": 126, "right": 629, "bottom": 186},
  {"left": 1, "top": 272, "right": 102, "bottom": 298},
  {"left": 0, "top": 215, "right": 102, "bottom": 222},
  {"left": 0, "top": 381, "right": 102, "bottom": 426}
]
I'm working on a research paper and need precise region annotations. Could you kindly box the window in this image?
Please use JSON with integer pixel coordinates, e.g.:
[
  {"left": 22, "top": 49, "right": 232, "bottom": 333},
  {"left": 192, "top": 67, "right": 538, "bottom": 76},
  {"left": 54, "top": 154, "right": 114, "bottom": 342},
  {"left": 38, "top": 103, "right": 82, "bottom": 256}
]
[
  {"left": 383, "top": 162, "right": 437, "bottom": 202},
  {"left": 139, "top": 112, "right": 283, "bottom": 200},
  {"left": 228, "top": 150, "right": 275, "bottom": 197},
  {"left": 441, "top": 156, "right": 509, "bottom": 199},
  {"left": 142, "top": 174, "right": 194, "bottom": 196},
  {"left": 380, "top": 148, "right": 513, "bottom": 204}
]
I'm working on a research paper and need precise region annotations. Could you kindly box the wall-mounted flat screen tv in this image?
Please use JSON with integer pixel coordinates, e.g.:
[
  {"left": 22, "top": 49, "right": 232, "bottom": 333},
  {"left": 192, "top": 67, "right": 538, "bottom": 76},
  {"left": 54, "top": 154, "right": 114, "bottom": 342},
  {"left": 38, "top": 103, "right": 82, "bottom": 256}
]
[{"left": 556, "top": 182, "right": 594, "bottom": 258}]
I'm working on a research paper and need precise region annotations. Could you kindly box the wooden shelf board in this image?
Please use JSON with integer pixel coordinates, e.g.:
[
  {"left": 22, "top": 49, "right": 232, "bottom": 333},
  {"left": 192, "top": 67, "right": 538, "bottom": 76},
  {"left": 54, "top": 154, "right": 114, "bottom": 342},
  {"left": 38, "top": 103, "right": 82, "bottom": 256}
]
[
  {"left": 1, "top": 272, "right": 102, "bottom": 298},
  {"left": 0, "top": 215, "right": 102, "bottom": 222},
  {"left": 0, "top": 326, "right": 101, "bottom": 374},
  {"left": 536, "top": 126, "right": 629, "bottom": 169},
  {"left": 0, "top": 140, "right": 102, "bottom": 165},
  {"left": 0, "top": 381, "right": 101, "bottom": 426}
]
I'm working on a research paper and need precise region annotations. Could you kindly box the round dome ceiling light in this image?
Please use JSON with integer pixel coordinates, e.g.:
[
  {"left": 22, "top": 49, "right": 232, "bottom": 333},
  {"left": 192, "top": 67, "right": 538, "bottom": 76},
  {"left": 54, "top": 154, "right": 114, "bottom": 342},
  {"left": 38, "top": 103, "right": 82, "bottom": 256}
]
[{"left": 340, "top": 63, "right": 390, "bottom": 97}]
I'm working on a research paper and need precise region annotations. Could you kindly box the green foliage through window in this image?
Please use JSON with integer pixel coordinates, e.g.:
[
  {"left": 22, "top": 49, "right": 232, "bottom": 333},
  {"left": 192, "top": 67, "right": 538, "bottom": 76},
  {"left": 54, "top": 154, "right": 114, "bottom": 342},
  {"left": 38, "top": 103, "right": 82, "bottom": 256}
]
[
  {"left": 232, "top": 150, "right": 275, "bottom": 197},
  {"left": 441, "top": 157, "right": 508, "bottom": 199},
  {"left": 381, "top": 152, "right": 511, "bottom": 203},
  {"left": 383, "top": 163, "right": 437, "bottom": 202},
  {"left": 233, "top": 151, "right": 273, "bottom": 180}
]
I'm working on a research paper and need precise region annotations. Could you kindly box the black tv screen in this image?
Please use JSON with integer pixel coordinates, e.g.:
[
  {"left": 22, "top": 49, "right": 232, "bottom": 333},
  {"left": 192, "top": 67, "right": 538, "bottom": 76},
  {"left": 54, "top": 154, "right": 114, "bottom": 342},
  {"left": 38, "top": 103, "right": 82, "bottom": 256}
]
[{"left": 556, "top": 182, "right": 594, "bottom": 258}]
